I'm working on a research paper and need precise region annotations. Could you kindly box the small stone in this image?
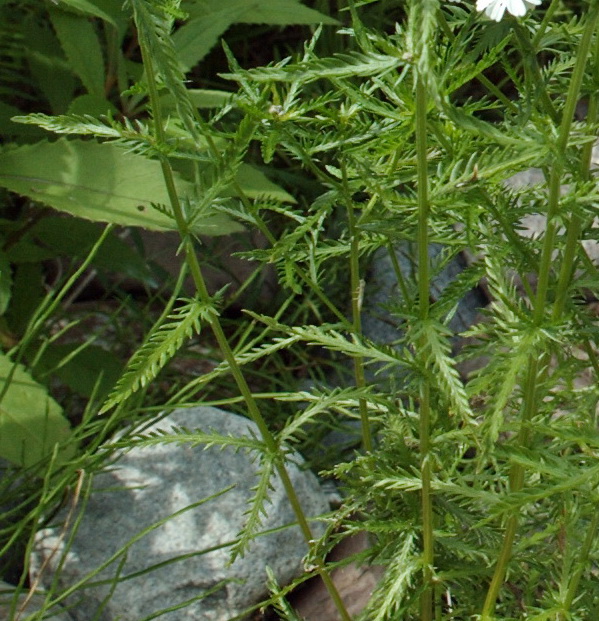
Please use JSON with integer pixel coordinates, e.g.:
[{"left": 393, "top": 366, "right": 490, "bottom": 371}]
[{"left": 31, "top": 406, "right": 329, "bottom": 621}]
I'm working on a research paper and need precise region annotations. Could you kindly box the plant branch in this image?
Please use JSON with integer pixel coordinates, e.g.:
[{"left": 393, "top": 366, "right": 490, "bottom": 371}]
[{"left": 135, "top": 12, "right": 352, "bottom": 620}]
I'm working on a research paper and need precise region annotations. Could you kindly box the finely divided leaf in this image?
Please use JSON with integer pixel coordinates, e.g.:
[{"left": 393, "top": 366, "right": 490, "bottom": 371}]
[
  {"left": 101, "top": 300, "right": 214, "bottom": 412},
  {"left": 230, "top": 452, "right": 276, "bottom": 561},
  {"left": 225, "top": 51, "right": 403, "bottom": 84}
]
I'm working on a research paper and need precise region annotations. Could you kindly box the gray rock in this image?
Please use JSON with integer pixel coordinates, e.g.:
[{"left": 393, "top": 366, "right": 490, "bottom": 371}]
[
  {"left": 31, "top": 407, "right": 329, "bottom": 621},
  {"left": 361, "top": 243, "right": 486, "bottom": 383},
  {"left": 0, "top": 580, "right": 73, "bottom": 621},
  {"left": 504, "top": 168, "right": 599, "bottom": 263}
]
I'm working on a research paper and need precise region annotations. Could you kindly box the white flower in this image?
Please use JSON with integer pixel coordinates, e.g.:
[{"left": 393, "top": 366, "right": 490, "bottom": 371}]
[{"left": 476, "top": 0, "right": 541, "bottom": 21}]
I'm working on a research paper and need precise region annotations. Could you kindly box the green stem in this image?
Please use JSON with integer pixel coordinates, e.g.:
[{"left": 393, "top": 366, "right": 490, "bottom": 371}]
[
  {"left": 557, "top": 22, "right": 599, "bottom": 620},
  {"left": 512, "top": 21, "right": 559, "bottom": 123},
  {"left": 415, "top": 73, "right": 434, "bottom": 621},
  {"left": 534, "top": 1, "right": 599, "bottom": 322},
  {"left": 480, "top": 357, "right": 539, "bottom": 620},
  {"left": 0, "top": 225, "right": 114, "bottom": 406},
  {"left": 532, "top": 0, "right": 563, "bottom": 48},
  {"left": 481, "top": 5, "right": 599, "bottom": 618},
  {"left": 341, "top": 161, "right": 373, "bottom": 453},
  {"left": 560, "top": 511, "right": 599, "bottom": 617},
  {"left": 136, "top": 20, "right": 352, "bottom": 621}
]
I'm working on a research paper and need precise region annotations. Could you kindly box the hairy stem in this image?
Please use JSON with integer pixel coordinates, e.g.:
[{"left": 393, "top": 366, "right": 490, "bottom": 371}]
[
  {"left": 341, "top": 161, "right": 373, "bottom": 452},
  {"left": 415, "top": 72, "right": 434, "bottom": 621},
  {"left": 481, "top": 4, "right": 599, "bottom": 618},
  {"left": 136, "top": 16, "right": 352, "bottom": 621}
]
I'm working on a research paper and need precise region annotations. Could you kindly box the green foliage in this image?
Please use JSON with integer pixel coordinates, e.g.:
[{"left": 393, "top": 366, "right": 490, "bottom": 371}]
[
  {"left": 0, "top": 352, "right": 72, "bottom": 468},
  {"left": 49, "top": 9, "right": 106, "bottom": 97},
  {"left": 0, "top": 139, "right": 242, "bottom": 234},
  {"left": 101, "top": 299, "right": 214, "bottom": 412},
  {"left": 3, "top": 0, "right": 599, "bottom": 620},
  {"left": 173, "top": 0, "right": 337, "bottom": 71}
]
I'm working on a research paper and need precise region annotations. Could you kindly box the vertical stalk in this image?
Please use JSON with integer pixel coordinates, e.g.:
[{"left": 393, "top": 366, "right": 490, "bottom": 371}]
[
  {"left": 135, "top": 20, "right": 352, "bottom": 621},
  {"left": 557, "top": 16, "right": 599, "bottom": 620},
  {"left": 341, "top": 162, "right": 373, "bottom": 453},
  {"left": 415, "top": 73, "right": 434, "bottom": 621},
  {"left": 560, "top": 511, "right": 599, "bottom": 617},
  {"left": 481, "top": 4, "right": 599, "bottom": 618}
]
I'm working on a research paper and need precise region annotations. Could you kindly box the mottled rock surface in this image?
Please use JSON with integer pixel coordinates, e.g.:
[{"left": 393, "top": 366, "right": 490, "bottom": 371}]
[
  {"left": 0, "top": 580, "right": 72, "bottom": 621},
  {"left": 31, "top": 407, "right": 329, "bottom": 621}
]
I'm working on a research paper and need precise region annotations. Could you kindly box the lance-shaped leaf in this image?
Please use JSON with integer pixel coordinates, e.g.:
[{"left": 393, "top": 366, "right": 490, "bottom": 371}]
[
  {"left": 174, "top": 0, "right": 337, "bottom": 71},
  {"left": 0, "top": 139, "right": 242, "bottom": 235},
  {"left": 0, "top": 353, "right": 73, "bottom": 468}
]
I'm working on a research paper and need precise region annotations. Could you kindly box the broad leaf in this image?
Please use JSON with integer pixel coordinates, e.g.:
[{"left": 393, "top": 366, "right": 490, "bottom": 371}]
[
  {"left": 235, "top": 164, "right": 296, "bottom": 203},
  {"left": 162, "top": 89, "right": 233, "bottom": 110},
  {"left": 0, "top": 251, "right": 11, "bottom": 315},
  {"left": 233, "top": 0, "right": 339, "bottom": 24},
  {"left": 55, "top": 0, "right": 117, "bottom": 25},
  {"left": 0, "top": 139, "right": 242, "bottom": 235},
  {"left": 174, "top": 0, "right": 337, "bottom": 71},
  {"left": 37, "top": 344, "right": 123, "bottom": 399},
  {"left": 0, "top": 354, "right": 72, "bottom": 468},
  {"left": 28, "top": 216, "right": 159, "bottom": 285},
  {"left": 23, "top": 18, "right": 76, "bottom": 114},
  {"left": 50, "top": 10, "right": 105, "bottom": 97}
]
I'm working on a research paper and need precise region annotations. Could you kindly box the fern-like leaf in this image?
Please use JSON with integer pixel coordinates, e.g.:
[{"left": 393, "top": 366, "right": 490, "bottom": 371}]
[
  {"left": 101, "top": 299, "right": 215, "bottom": 412},
  {"left": 120, "top": 426, "right": 267, "bottom": 454},
  {"left": 131, "top": 0, "right": 202, "bottom": 146},
  {"left": 229, "top": 451, "right": 277, "bottom": 562},
  {"left": 225, "top": 50, "right": 403, "bottom": 84}
]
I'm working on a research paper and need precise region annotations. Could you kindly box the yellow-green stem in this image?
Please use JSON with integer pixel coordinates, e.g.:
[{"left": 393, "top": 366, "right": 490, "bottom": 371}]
[
  {"left": 341, "top": 162, "right": 373, "bottom": 453},
  {"left": 480, "top": 4, "right": 599, "bottom": 617},
  {"left": 415, "top": 73, "right": 434, "bottom": 621},
  {"left": 136, "top": 21, "right": 351, "bottom": 621}
]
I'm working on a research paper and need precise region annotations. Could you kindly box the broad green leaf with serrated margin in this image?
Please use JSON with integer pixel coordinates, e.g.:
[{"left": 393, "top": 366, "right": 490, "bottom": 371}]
[
  {"left": 233, "top": 0, "right": 339, "bottom": 24},
  {"left": 0, "top": 251, "right": 11, "bottom": 315},
  {"left": 23, "top": 18, "right": 76, "bottom": 114},
  {"left": 55, "top": 0, "right": 117, "bottom": 25},
  {"left": 68, "top": 94, "right": 119, "bottom": 116},
  {"left": 174, "top": 0, "right": 337, "bottom": 71},
  {"left": 235, "top": 164, "right": 296, "bottom": 203},
  {"left": 162, "top": 89, "right": 233, "bottom": 110},
  {"left": 0, "top": 139, "right": 242, "bottom": 235},
  {"left": 0, "top": 353, "right": 72, "bottom": 468},
  {"left": 50, "top": 10, "right": 105, "bottom": 97}
]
